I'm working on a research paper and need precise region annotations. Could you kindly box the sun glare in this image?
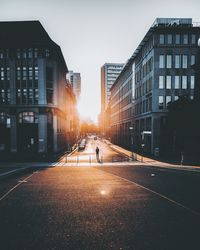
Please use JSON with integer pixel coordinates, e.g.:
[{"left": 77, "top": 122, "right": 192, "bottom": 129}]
[{"left": 77, "top": 98, "right": 99, "bottom": 122}]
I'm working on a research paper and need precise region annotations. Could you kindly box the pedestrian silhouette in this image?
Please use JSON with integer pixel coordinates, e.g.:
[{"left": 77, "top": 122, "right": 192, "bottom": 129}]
[{"left": 96, "top": 146, "right": 100, "bottom": 162}]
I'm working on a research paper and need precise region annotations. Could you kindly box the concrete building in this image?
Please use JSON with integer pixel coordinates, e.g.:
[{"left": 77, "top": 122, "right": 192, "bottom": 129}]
[
  {"left": 0, "top": 21, "right": 77, "bottom": 160},
  {"left": 67, "top": 71, "right": 81, "bottom": 101},
  {"left": 110, "top": 18, "right": 200, "bottom": 156},
  {"left": 109, "top": 61, "right": 134, "bottom": 149},
  {"left": 100, "top": 63, "right": 124, "bottom": 136}
]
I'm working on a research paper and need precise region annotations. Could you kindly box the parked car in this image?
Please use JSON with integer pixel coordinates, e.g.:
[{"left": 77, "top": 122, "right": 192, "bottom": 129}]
[{"left": 78, "top": 139, "right": 86, "bottom": 151}]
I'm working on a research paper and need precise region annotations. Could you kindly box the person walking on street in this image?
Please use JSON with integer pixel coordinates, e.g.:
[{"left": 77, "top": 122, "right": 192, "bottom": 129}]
[{"left": 96, "top": 146, "right": 99, "bottom": 156}]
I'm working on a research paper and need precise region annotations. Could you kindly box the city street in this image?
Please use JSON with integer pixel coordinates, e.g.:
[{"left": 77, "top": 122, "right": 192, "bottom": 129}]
[
  {"left": 59, "top": 137, "right": 130, "bottom": 164},
  {"left": 0, "top": 139, "right": 200, "bottom": 249}
]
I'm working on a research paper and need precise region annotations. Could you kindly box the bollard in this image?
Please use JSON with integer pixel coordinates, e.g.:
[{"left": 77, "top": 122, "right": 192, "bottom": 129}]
[
  {"left": 101, "top": 155, "right": 103, "bottom": 164},
  {"left": 65, "top": 156, "right": 67, "bottom": 163},
  {"left": 77, "top": 156, "right": 79, "bottom": 164}
]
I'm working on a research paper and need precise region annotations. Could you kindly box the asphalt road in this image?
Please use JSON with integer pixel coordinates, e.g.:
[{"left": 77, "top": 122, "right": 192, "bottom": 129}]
[
  {"left": 0, "top": 163, "right": 200, "bottom": 250},
  {"left": 64, "top": 138, "right": 129, "bottom": 163}
]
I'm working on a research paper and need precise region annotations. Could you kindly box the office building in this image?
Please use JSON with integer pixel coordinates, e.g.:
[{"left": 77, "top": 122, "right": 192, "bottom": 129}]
[
  {"left": 0, "top": 21, "right": 77, "bottom": 160},
  {"left": 110, "top": 18, "right": 200, "bottom": 156},
  {"left": 100, "top": 63, "right": 124, "bottom": 135},
  {"left": 67, "top": 71, "right": 81, "bottom": 101}
]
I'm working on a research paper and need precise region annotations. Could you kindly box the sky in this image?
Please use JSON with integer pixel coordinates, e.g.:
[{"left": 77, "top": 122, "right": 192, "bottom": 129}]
[{"left": 0, "top": 0, "right": 200, "bottom": 122}]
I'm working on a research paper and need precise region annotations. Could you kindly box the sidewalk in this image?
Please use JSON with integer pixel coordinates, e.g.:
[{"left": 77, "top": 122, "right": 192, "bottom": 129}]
[{"left": 104, "top": 140, "right": 200, "bottom": 172}]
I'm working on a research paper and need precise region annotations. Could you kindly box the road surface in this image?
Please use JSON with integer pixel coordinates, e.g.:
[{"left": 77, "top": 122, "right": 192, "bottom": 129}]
[{"left": 0, "top": 138, "right": 199, "bottom": 249}]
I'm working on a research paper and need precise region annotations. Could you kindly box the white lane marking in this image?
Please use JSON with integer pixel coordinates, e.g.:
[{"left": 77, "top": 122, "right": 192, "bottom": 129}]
[
  {"left": 0, "top": 172, "right": 36, "bottom": 202},
  {"left": 97, "top": 169, "right": 200, "bottom": 217}
]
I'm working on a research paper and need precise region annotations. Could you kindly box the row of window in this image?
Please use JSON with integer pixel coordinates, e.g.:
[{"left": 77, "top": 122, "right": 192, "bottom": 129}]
[
  {"left": 0, "top": 88, "right": 10, "bottom": 104},
  {"left": 1, "top": 67, "right": 10, "bottom": 80},
  {"left": 159, "top": 33, "right": 197, "bottom": 45},
  {"left": 159, "top": 54, "right": 195, "bottom": 69},
  {"left": 158, "top": 95, "right": 193, "bottom": 110},
  {"left": 0, "top": 112, "right": 11, "bottom": 127},
  {"left": 16, "top": 66, "right": 38, "bottom": 81},
  {"left": 135, "top": 57, "right": 153, "bottom": 82},
  {"left": 0, "top": 112, "right": 54, "bottom": 125},
  {"left": 120, "top": 108, "right": 132, "bottom": 120},
  {"left": 17, "top": 88, "right": 38, "bottom": 104},
  {"left": 0, "top": 66, "right": 39, "bottom": 81},
  {"left": 0, "top": 48, "right": 50, "bottom": 60},
  {"left": 135, "top": 77, "right": 153, "bottom": 99},
  {"left": 159, "top": 75, "right": 195, "bottom": 89},
  {"left": 135, "top": 97, "right": 152, "bottom": 115}
]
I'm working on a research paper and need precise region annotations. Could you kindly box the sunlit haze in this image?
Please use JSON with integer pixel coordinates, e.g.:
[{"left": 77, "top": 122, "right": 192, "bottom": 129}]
[{"left": 1, "top": 0, "right": 200, "bottom": 122}]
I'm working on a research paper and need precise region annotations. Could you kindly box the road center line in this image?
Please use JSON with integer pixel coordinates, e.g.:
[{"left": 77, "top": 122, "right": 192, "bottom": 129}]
[
  {"left": 0, "top": 172, "right": 36, "bottom": 202},
  {"left": 97, "top": 168, "right": 200, "bottom": 217}
]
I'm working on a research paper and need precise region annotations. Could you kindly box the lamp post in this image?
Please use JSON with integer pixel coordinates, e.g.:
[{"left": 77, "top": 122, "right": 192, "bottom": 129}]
[{"left": 129, "top": 126, "right": 134, "bottom": 160}]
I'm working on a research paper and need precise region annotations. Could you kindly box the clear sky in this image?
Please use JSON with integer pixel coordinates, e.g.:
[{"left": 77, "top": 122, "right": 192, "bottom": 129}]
[{"left": 0, "top": 0, "right": 200, "bottom": 122}]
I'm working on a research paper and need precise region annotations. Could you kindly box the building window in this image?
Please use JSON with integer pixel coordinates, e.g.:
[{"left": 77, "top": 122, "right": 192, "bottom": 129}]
[
  {"left": 22, "top": 50, "right": 26, "bottom": 59},
  {"left": 191, "top": 34, "right": 196, "bottom": 45},
  {"left": 0, "top": 51, "right": 3, "bottom": 59},
  {"left": 166, "top": 55, "right": 172, "bottom": 68},
  {"left": 28, "top": 89, "right": 33, "bottom": 104},
  {"left": 7, "top": 89, "right": 10, "bottom": 103},
  {"left": 175, "top": 55, "right": 181, "bottom": 68},
  {"left": 0, "top": 112, "right": 6, "bottom": 123},
  {"left": 1, "top": 67, "right": 4, "bottom": 80},
  {"left": 174, "top": 96, "right": 179, "bottom": 101},
  {"left": 175, "top": 76, "right": 180, "bottom": 89},
  {"left": 167, "top": 34, "right": 172, "bottom": 44},
  {"left": 17, "top": 89, "right": 21, "bottom": 103},
  {"left": 159, "top": 34, "right": 165, "bottom": 44},
  {"left": 159, "top": 96, "right": 164, "bottom": 109},
  {"left": 6, "top": 67, "right": 10, "bottom": 80},
  {"left": 166, "top": 76, "right": 172, "bottom": 89},
  {"left": 28, "top": 49, "right": 32, "bottom": 59},
  {"left": 17, "top": 67, "right": 21, "bottom": 80},
  {"left": 45, "top": 49, "right": 50, "bottom": 57},
  {"left": 175, "top": 34, "right": 180, "bottom": 44},
  {"left": 34, "top": 49, "right": 38, "bottom": 58},
  {"left": 34, "top": 67, "right": 38, "bottom": 80},
  {"left": 28, "top": 67, "right": 33, "bottom": 80},
  {"left": 34, "top": 89, "right": 38, "bottom": 103},
  {"left": 47, "top": 89, "right": 53, "bottom": 104},
  {"left": 0, "top": 113, "right": 10, "bottom": 128},
  {"left": 16, "top": 49, "right": 20, "bottom": 59},
  {"left": 22, "top": 67, "right": 27, "bottom": 80},
  {"left": 18, "top": 112, "right": 38, "bottom": 124},
  {"left": 182, "top": 55, "right": 188, "bottom": 68},
  {"left": 159, "top": 76, "right": 164, "bottom": 89},
  {"left": 166, "top": 96, "right": 172, "bottom": 107},
  {"left": 182, "top": 76, "right": 187, "bottom": 89},
  {"left": 159, "top": 55, "right": 165, "bottom": 68},
  {"left": 190, "top": 76, "right": 195, "bottom": 89},
  {"left": 22, "top": 89, "right": 27, "bottom": 103},
  {"left": 183, "top": 34, "right": 188, "bottom": 44},
  {"left": 191, "top": 55, "right": 195, "bottom": 65},
  {"left": 0, "top": 89, "right": 5, "bottom": 103}
]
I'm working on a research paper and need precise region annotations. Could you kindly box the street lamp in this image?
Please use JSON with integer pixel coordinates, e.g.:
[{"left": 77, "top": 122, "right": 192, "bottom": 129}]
[{"left": 129, "top": 126, "right": 134, "bottom": 160}]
